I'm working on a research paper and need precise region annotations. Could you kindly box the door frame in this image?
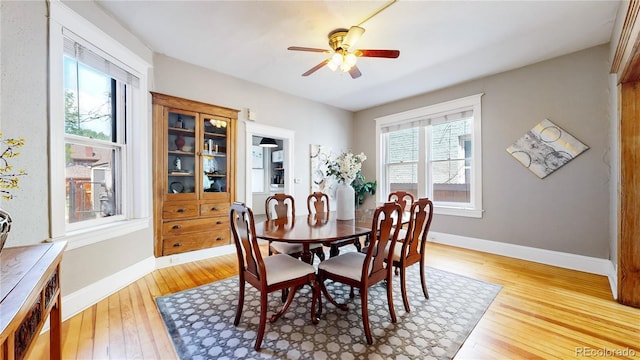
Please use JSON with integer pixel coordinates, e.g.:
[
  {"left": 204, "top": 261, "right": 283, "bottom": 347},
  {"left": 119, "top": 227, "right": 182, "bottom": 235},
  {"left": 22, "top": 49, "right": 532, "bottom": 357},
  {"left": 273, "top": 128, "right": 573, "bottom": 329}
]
[
  {"left": 244, "top": 122, "right": 295, "bottom": 209},
  {"left": 611, "top": 0, "right": 640, "bottom": 307}
]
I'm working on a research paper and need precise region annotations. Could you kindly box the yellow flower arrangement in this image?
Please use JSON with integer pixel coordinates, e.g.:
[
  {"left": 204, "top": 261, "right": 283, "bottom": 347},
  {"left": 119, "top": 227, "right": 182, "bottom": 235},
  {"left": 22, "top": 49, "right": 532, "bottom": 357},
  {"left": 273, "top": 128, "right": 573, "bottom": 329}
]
[{"left": 0, "top": 132, "right": 27, "bottom": 201}]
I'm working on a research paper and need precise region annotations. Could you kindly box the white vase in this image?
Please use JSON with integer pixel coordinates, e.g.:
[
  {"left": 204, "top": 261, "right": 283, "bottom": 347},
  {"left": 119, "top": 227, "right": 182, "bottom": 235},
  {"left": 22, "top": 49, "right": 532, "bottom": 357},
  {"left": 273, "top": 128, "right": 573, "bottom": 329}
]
[{"left": 335, "top": 181, "right": 355, "bottom": 220}]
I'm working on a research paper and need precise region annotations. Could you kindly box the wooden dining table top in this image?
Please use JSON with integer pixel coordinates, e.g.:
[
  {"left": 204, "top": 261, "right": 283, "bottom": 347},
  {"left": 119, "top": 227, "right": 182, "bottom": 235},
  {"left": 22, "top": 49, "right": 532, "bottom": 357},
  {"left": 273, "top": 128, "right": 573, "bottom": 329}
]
[
  {"left": 254, "top": 211, "right": 371, "bottom": 244},
  {"left": 254, "top": 209, "right": 409, "bottom": 244}
]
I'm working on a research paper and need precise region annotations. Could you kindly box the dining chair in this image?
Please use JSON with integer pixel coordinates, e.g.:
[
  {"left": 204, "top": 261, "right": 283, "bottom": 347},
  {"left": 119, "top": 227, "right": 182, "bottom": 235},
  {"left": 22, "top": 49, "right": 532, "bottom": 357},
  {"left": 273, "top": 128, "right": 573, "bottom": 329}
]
[
  {"left": 265, "top": 193, "right": 325, "bottom": 262},
  {"left": 317, "top": 201, "right": 402, "bottom": 345},
  {"left": 384, "top": 197, "right": 434, "bottom": 312},
  {"left": 308, "top": 192, "right": 358, "bottom": 257},
  {"left": 388, "top": 191, "right": 415, "bottom": 212},
  {"left": 229, "top": 202, "right": 319, "bottom": 351}
]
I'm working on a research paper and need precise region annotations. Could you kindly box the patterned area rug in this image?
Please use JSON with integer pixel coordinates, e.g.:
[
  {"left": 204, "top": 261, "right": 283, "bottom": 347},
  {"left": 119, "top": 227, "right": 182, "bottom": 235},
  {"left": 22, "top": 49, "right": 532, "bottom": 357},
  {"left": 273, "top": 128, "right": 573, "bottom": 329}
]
[{"left": 156, "top": 262, "right": 501, "bottom": 360}]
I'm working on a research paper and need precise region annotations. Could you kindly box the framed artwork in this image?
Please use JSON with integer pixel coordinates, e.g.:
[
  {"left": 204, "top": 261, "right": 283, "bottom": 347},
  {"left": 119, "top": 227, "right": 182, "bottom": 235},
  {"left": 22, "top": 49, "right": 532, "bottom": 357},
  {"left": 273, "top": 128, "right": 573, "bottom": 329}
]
[
  {"left": 251, "top": 145, "right": 263, "bottom": 169},
  {"left": 506, "top": 119, "right": 589, "bottom": 179},
  {"left": 310, "top": 144, "right": 336, "bottom": 198}
]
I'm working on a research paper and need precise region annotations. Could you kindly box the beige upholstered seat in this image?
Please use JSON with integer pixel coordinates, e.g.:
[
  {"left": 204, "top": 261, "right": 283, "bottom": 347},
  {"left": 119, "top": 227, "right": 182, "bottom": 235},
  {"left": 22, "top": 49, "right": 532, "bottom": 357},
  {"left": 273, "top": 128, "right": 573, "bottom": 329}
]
[
  {"left": 317, "top": 201, "right": 402, "bottom": 345},
  {"left": 229, "top": 202, "right": 319, "bottom": 351}
]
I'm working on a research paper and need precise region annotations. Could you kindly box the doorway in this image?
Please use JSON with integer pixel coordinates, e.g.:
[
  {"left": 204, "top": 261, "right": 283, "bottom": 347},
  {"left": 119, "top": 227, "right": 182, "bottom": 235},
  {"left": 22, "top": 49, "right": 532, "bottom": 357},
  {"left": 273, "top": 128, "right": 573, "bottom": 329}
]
[{"left": 244, "top": 122, "right": 295, "bottom": 215}]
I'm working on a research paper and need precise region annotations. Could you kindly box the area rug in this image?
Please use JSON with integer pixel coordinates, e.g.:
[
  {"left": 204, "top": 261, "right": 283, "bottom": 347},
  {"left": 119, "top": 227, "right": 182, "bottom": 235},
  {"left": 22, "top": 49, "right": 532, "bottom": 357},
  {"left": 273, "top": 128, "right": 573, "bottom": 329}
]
[{"left": 156, "top": 263, "right": 501, "bottom": 360}]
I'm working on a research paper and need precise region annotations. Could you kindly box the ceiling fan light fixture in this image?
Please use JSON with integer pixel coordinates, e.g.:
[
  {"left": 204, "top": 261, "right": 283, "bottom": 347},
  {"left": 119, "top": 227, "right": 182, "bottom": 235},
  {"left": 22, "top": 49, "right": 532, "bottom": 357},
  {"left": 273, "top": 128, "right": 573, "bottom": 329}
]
[
  {"left": 259, "top": 137, "right": 278, "bottom": 148},
  {"left": 344, "top": 53, "right": 357, "bottom": 66}
]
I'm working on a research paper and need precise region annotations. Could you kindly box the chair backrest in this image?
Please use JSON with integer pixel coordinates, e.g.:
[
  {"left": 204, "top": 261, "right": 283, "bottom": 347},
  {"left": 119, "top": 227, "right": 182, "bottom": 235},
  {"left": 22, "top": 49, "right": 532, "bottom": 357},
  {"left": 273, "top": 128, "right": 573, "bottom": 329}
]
[
  {"left": 363, "top": 202, "right": 403, "bottom": 283},
  {"left": 388, "top": 191, "right": 415, "bottom": 212},
  {"left": 229, "top": 202, "right": 265, "bottom": 284},
  {"left": 265, "top": 193, "right": 295, "bottom": 221},
  {"left": 307, "top": 192, "right": 330, "bottom": 214},
  {"left": 401, "top": 198, "right": 434, "bottom": 261}
]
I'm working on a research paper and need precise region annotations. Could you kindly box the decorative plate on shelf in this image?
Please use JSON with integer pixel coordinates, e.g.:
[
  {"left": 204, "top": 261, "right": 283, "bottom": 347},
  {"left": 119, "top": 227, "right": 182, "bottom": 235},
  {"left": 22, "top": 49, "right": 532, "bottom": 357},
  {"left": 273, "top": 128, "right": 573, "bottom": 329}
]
[{"left": 170, "top": 181, "right": 184, "bottom": 193}]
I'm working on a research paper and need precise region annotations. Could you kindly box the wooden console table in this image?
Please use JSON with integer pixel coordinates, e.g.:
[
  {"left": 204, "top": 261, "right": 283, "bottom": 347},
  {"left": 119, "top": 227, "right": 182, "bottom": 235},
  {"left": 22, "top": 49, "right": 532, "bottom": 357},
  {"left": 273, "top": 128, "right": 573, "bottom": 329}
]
[{"left": 0, "top": 242, "right": 66, "bottom": 360}]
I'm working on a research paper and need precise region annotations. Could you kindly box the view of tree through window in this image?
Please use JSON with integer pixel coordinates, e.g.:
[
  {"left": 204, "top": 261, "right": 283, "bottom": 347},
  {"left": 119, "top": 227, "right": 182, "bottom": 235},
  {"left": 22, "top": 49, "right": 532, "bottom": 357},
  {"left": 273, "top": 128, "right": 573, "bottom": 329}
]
[{"left": 63, "top": 55, "right": 120, "bottom": 224}]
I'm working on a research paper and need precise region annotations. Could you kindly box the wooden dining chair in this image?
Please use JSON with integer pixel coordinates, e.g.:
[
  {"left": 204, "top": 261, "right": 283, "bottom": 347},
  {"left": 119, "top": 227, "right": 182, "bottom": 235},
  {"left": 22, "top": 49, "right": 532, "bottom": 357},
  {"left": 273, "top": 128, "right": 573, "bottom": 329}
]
[
  {"left": 384, "top": 198, "right": 434, "bottom": 312},
  {"left": 317, "top": 201, "right": 402, "bottom": 345},
  {"left": 266, "top": 193, "right": 325, "bottom": 262},
  {"left": 308, "top": 192, "right": 357, "bottom": 257},
  {"left": 388, "top": 191, "right": 415, "bottom": 212},
  {"left": 229, "top": 202, "right": 319, "bottom": 351}
]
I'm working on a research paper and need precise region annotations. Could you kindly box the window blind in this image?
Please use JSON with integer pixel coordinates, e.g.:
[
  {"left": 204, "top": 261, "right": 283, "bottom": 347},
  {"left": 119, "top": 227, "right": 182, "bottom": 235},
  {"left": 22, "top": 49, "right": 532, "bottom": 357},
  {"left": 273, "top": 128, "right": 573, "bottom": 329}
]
[
  {"left": 380, "top": 108, "right": 473, "bottom": 133},
  {"left": 63, "top": 32, "right": 140, "bottom": 88}
]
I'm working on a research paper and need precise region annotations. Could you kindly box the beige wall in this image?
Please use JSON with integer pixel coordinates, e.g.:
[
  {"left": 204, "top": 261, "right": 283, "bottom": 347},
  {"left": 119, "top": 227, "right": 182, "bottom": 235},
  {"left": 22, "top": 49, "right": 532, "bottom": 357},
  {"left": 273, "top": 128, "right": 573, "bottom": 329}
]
[{"left": 354, "top": 45, "right": 612, "bottom": 259}]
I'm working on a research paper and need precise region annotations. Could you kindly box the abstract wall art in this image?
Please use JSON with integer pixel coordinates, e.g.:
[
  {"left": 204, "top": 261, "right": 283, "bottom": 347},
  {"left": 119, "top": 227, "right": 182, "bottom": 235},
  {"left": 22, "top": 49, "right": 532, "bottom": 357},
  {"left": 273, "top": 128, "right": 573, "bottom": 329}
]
[
  {"left": 310, "top": 144, "right": 336, "bottom": 198},
  {"left": 506, "top": 119, "right": 589, "bottom": 179}
]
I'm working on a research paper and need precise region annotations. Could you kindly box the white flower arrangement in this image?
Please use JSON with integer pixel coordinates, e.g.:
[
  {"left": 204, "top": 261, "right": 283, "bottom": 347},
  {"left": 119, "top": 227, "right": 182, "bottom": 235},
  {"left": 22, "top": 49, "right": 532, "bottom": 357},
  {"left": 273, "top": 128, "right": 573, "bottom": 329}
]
[{"left": 324, "top": 150, "right": 367, "bottom": 185}]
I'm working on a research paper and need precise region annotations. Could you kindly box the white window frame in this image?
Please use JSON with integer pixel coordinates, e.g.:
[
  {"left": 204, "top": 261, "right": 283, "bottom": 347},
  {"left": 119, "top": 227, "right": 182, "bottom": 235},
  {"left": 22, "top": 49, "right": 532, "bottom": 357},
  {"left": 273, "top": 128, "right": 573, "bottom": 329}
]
[
  {"left": 375, "top": 94, "right": 484, "bottom": 218},
  {"left": 49, "top": 1, "right": 151, "bottom": 249}
]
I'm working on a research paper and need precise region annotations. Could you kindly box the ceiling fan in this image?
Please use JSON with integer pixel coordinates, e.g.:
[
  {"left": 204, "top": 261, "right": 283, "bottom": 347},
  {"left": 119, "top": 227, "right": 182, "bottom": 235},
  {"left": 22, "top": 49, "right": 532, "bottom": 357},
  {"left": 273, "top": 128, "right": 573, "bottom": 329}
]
[{"left": 287, "top": 25, "right": 400, "bottom": 79}]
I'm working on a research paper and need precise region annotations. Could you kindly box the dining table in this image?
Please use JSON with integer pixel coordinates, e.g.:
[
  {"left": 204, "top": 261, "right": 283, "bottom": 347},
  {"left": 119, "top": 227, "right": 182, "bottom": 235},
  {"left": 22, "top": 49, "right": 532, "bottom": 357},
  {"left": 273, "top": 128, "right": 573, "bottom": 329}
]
[{"left": 254, "top": 208, "right": 410, "bottom": 264}]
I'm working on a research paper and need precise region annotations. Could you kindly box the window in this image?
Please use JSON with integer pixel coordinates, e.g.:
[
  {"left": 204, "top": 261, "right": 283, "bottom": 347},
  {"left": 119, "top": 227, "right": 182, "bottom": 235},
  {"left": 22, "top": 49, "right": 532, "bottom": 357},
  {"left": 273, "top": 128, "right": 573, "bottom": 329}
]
[
  {"left": 376, "top": 94, "right": 483, "bottom": 218},
  {"left": 50, "top": 2, "right": 150, "bottom": 246}
]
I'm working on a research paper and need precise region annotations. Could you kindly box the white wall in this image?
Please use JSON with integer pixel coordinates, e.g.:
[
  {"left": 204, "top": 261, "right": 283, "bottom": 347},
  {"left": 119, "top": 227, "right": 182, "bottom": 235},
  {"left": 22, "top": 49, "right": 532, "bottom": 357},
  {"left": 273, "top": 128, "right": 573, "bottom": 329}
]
[{"left": 355, "top": 45, "right": 612, "bottom": 259}]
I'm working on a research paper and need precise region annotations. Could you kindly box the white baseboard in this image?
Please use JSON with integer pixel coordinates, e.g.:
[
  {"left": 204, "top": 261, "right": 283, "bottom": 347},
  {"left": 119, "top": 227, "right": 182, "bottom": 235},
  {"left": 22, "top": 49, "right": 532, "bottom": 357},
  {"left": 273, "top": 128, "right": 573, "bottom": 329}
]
[
  {"left": 429, "top": 231, "right": 615, "bottom": 278},
  {"left": 607, "top": 262, "right": 618, "bottom": 300},
  {"left": 155, "top": 244, "right": 236, "bottom": 268}
]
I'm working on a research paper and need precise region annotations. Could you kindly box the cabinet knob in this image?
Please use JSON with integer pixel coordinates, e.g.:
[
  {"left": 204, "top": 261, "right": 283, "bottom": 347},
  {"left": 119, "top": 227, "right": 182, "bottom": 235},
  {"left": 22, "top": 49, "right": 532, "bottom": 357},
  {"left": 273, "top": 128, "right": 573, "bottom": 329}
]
[
  {"left": 176, "top": 208, "right": 185, "bottom": 213},
  {"left": 172, "top": 224, "right": 182, "bottom": 230},
  {"left": 216, "top": 220, "right": 223, "bottom": 225},
  {"left": 216, "top": 237, "right": 224, "bottom": 241},
  {"left": 211, "top": 207, "right": 219, "bottom": 211},
  {"left": 173, "top": 242, "right": 182, "bottom": 247}
]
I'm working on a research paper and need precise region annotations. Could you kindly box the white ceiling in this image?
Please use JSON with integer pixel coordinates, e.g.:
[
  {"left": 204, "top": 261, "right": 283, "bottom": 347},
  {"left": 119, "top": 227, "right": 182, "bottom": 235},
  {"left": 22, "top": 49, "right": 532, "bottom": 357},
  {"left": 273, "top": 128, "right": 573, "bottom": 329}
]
[{"left": 96, "top": 0, "right": 620, "bottom": 112}]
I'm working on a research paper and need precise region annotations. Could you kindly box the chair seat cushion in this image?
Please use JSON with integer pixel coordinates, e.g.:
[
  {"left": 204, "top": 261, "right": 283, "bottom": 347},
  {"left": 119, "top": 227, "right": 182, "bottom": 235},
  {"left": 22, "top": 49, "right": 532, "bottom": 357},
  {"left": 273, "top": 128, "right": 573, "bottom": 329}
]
[
  {"left": 383, "top": 242, "right": 404, "bottom": 262},
  {"left": 271, "top": 242, "right": 323, "bottom": 254},
  {"left": 318, "top": 252, "right": 366, "bottom": 281},
  {"left": 263, "top": 254, "right": 315, "bottom": 286}
]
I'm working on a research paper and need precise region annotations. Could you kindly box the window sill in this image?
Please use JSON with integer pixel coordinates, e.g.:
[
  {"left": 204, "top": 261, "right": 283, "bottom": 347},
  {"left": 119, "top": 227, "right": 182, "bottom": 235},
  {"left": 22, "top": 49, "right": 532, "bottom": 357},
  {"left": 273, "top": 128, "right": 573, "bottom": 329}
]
[
  {"left": 51, "top": 218, "right": 151, "bottom": 251},
  {"left": 434, "top": 206, "right": 483, "bottom": 218}
]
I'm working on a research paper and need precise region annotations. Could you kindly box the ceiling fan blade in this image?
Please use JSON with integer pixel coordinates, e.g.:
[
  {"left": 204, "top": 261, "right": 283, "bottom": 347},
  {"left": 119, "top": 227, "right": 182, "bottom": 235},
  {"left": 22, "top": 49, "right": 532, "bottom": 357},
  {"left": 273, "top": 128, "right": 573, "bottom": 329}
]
[
  {"left": 302, "top": 59, "right": 329, "bottom": 76},
  {"left": 342, "top": 26, "right": 365, "bottom": 50},
  {"left": 349, "top": 65, "right": 362, "bottom": 79},
  {"left": 355, "top": 49, "right": 400, "bottom": 58},
  {"left": 288, "top": 46, "right": 330, "bottom": 53}
]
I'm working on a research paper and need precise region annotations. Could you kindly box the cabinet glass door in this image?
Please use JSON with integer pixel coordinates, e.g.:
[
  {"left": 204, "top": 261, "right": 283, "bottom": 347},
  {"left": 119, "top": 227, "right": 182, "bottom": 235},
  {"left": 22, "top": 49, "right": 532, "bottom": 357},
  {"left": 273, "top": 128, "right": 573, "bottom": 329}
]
[
  {"left": 201, "top": 115, "right": 229, "bottom": 198},
  {"left": 166, "top": 109, "right": 197, "bottom": 198}
]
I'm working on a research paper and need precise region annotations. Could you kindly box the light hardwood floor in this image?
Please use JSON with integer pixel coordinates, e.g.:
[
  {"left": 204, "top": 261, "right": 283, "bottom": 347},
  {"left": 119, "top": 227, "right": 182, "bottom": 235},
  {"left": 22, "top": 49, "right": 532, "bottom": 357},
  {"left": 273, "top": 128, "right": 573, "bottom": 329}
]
[{"left": 30, "top": 242, "right": 640, "bottom": 359}]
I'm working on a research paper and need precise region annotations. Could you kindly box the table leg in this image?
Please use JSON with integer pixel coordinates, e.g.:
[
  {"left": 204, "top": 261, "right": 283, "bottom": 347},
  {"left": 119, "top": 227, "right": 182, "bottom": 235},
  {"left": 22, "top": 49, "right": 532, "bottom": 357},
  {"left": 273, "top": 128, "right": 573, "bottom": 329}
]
[
  {"left": 300, "top": 243, "right": 313, "bottom": 264},
  {"left": 50, "top": 292, "right": 62, "bottom": 360}
]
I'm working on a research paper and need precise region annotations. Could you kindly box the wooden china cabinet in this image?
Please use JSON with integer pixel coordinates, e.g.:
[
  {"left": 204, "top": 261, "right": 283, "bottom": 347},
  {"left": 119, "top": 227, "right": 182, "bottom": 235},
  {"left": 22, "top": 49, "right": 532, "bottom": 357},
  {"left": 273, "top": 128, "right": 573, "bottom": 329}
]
[{"left": 151, "top": 92, "right": 238, "bottom": 257}]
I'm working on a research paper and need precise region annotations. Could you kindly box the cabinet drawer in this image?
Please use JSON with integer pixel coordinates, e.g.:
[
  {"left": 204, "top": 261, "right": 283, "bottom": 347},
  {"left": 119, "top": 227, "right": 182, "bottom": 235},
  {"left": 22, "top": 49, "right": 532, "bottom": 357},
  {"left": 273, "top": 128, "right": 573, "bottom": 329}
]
[
  {"left": 162, "top": 217, "right": 228, "bottom": 236},
  {"left": 162, "top": 231, "right": 230, "bottom": 255},
  {"left": 200, "top": 202, "right": 229, "bottom": 217},
  {"left": 163, "top": 202, "right": 199, "bottom": 219}
]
